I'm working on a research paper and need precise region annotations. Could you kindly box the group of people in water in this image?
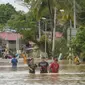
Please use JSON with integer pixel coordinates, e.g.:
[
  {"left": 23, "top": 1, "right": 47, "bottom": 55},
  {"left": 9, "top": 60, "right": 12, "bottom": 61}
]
[
  {"left": 11, "top": 55, "right": 59, "bottom": 74},
  {"left": 10, "top": 53, "right": 81, "bottom": 73},
  {"left": 27, "top": 57, "right": 59, "bottom": 73}
]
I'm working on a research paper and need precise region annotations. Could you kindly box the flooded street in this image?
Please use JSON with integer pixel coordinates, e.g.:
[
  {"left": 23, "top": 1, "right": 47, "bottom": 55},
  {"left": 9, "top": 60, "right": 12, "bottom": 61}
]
[{"left": 0, "top": 58, "right": 85, "bottom": 85}]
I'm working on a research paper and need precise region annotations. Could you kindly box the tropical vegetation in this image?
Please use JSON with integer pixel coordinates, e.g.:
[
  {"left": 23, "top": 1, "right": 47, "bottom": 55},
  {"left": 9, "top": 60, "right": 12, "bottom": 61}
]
[{"left": 0, "top": 0, "right": 85, "bottom": 59}]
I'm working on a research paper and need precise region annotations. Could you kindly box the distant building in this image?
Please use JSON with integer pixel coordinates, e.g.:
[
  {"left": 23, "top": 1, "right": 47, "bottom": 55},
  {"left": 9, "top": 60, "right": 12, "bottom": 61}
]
[
  {"left": 43, "top": 31, "right": 63, "bottom": 39},
  {"left": 0, "top": 32, "right": 22, "bottom": 53},
  {"left": 55, "top": 32, "right": 63, "bottom": 38}
]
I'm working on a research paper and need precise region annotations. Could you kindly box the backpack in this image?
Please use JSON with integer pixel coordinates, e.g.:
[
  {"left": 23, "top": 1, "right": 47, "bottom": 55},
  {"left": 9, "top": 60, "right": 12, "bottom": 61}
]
[{"left": 12, "top": 58, "right": 18, "bottom": 65}]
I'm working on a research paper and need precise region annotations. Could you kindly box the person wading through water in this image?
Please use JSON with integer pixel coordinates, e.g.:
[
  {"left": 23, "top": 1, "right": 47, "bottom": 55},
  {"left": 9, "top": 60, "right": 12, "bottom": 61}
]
[
  {"left": 28, "top": 58, "right": 37, "bottom": 73},
  {"left": 49, "top": 57, "right": 59, "bottom": 73},
  {"left": 11, "top": 55, "right": 18, "bottom": 69},
  {"left": 38, "top": 57, "right": 49, "bottom": 73}
]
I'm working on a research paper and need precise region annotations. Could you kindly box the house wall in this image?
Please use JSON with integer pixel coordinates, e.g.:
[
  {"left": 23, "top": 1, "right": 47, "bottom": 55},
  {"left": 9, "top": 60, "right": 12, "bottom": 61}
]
[{"left": 9, "top": 41, "right": 16, "bottom": 49}]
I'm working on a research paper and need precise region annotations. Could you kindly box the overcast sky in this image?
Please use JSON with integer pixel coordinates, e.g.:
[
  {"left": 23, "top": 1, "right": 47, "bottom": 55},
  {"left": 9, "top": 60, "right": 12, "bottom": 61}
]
[{"left": 0, "top": 0, "right": 29, "bottom": 13}]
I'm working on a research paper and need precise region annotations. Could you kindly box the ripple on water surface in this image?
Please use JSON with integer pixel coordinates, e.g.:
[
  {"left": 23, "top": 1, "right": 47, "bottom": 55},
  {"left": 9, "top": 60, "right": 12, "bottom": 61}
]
[{"left": 0, "top": 71, "right": 85, "bottom": 85}]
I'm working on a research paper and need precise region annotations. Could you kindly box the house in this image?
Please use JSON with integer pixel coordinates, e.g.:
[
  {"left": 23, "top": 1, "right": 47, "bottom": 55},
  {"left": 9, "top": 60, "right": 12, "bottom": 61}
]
[
  {"left": 0, "top": 32, "right": 22, "bottom": 53},
  {"left": 43, "top": 31, "right": 63, "bottom": 39}
]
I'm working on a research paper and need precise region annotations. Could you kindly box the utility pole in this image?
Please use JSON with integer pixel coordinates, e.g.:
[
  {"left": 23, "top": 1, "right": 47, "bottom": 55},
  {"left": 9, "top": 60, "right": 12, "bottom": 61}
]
[
  {"left": 42, "top": 17, "right": 47, "bottom": 56},
  {"left": 52, "top": 7, "right": 56, "bottom": 56},
  {"left": 16, "top": 33, "right": 19, "bottom": 53},
  {"left": 69, "top": 19, "right": 72, "bottom": 56},
  {"left": 45, "top": 21, "right": 47, "bottom": 56},
  {"left": 70, "top": 20, "right": 72, "bottom": 46},
  {"left": 5, "top": 33, "right": 9, "bottom": 54},
  {"left": 74, "top": 0, "right": 76, "bottom": 29},
  {"left": 38, "top": 20, "right": 41, "bottom": 40}
]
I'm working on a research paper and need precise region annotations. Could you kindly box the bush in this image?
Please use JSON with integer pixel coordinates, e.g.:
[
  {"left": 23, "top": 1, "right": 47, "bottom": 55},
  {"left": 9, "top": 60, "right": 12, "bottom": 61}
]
[{"left": 80, "top": 52, "right": 85, "bottom": 61}]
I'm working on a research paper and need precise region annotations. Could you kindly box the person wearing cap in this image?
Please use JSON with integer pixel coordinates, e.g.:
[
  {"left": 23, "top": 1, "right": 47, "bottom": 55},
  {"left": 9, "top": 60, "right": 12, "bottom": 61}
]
[
  {"left": 49, "top": 57, "right": 59, "bottom": 73},
  {"left": 28, "top": 58, "right": 37, "bottom": 73},
  {"left": 38, "top": 57, "right": 49, "bottom": 73}
]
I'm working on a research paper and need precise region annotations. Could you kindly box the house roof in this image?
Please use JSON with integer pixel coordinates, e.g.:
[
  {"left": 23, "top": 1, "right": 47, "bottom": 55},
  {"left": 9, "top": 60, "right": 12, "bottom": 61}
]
[
  {"left": 55, "top": 32, "right": 63, "bottom": 38},
  {"left": 0, "top": 32, "right": 22, "bottom": 41}
]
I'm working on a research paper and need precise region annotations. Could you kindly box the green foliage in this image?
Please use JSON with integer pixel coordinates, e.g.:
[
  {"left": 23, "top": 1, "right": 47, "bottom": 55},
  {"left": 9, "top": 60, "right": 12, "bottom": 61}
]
[
  {"left": 39, "top": 35, "right": 48, "bottom": 51},
  {"left": 72, "top": 26, "right": 85, "bottom": 56},
  {"left": 77, "top": 9, "right": 85, "bottom": 26},
  {"left": 54, "top": 38, "right": 68, "bottom": 56},
  {"left": 7, "top": 14, "right": 28, "bottom": 30},
  {"left": 7, "top": 11, "right": 37, "bottom": 31},
  {"left": 80, "top": 52, "right": 85, "bottom": 60},
  {"left": 21, "top": 28, "right": 36, "bottom": 43},
  {"left": 0, "top": 24, "right": 4, "bottom": 30},
  {"left": 39, "top": 36, "right": 68, "bottom": 57},
  {"left": 40, "top": 35, "right": 48, "bottom": 43},
  {"left": 0, "top": 3, "right": 16, "bottom": 24},
  {"left": 0, "top": 3, "right": 17, "bottom": 31},
  {"left": 7, "top": 10, "right": 38, "bottom": 44}
]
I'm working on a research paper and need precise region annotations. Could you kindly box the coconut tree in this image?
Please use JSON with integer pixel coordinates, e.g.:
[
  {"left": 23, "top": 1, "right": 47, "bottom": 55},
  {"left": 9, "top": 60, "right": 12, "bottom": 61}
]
[{"left": 21, "top": 0, "right": 85, "bottom": 57}]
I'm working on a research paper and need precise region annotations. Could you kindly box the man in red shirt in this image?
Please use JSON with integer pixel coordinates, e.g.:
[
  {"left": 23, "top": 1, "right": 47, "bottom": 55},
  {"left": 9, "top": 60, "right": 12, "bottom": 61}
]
[{"left": 49, "top": 58, "right": 59, "bottom": 73}]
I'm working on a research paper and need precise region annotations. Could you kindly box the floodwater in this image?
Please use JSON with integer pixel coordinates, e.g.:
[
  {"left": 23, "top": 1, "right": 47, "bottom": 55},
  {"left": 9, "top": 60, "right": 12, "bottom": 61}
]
[{"left": 0, "top": 58, "right": 85, "bottom": 85}]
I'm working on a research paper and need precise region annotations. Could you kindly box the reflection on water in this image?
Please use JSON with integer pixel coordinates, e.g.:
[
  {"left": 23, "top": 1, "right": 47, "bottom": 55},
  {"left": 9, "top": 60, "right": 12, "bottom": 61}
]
[{"left": 0, "top": 59, "right": 85, "bottom": 85}]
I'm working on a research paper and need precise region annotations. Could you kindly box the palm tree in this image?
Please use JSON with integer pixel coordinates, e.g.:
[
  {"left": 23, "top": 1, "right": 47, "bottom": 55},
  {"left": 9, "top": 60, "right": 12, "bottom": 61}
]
[
  {"left": 22, "top": 0, "right": 85, "bottom": 56},
  {"left": 23, "top": 0, "right": 85, "bottom": 25}
]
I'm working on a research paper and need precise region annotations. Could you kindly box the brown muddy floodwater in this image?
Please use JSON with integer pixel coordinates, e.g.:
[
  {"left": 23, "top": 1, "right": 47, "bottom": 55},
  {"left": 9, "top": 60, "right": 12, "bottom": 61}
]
[{"left": 0, "top": 58, "right": 85, "bottom": 85}]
